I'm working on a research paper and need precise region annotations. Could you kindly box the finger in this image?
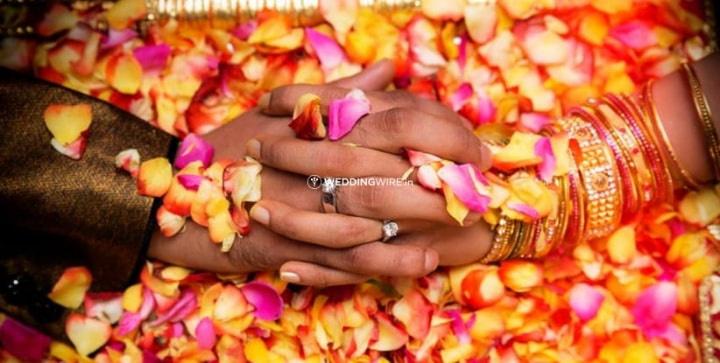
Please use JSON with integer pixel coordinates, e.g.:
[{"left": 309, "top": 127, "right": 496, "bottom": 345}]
[
  {"left": 335, "top": 178, "right": 482, "bottom": 225},
  {"left": 343, "top": 107, "right": 491, "bottom": 169},
  {"left": 329, "top": 59, "right": 395, "bottom": 91},
  {"left": 246, "top": 136, "right": 410, "bottom": 178},
  {"left": 389, "top": 222, "right": 494, "bottom": 266},
  {"left": 249, "top": 199, "right": 384, "bottom": 248},
  {"left": 262, "top": 85, "right": 464, "bottom": 124},
  {"left": 279, "top": 261, "right": 369, "bottom": 287},
  {"left": 311, "top": 241, "right": 439, "bottom": 278},
  {"left": 260, "top": 168, "right": 441, "bottom": 233}
]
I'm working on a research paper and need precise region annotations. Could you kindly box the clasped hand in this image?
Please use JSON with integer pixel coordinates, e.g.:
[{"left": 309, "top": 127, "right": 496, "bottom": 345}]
[{"left": 149, "top": 61, "right": 494, "bottom": 286}]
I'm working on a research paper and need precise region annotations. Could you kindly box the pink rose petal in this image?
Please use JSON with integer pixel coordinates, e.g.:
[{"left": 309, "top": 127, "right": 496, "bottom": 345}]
[
  {"left": 632, "top": 281, "right": 678, "bottom": 342},
  {"left": 447, "top": 310, "right": 471, "bottom": 345},
  {"left": 0, "top": 317, "right": 51, "bottom": 362},
  {"left": 178, "top": 174, "right": 204, "bottom": 191},
  {"left": 568, "top": 283, "right": 605, "bottom": 321},
  {"left": 305, "top": 27, "right": 346, "bottom": 71},
  {"left": 534, "top": 137, "right": 556, "bottom": 182},
  {"left": 520, "top": 113, "right": 550, "bottom": 133},
  {"left": 174, "top": 133, "right": 215, "bottom": 169},
  {"left": 101, "top": 29, "right": 137, "bottom": 50},
  {"left": 241, "top": 281, "right": 284, "bottom": 321},
  {"left": 508, "top": 203, "right": 541, "bottom": 220},
  {"left": 610, "top": 21, "right": 657, "bottom": 50},
  {"left": 195, "top": 317, "right": 217, "bottom": 349},
  {"left": 151, "top": 289, "right": 197, "bottom": 326},
  {"left": 328, "top": 89, "right": 370, "bottom": 141},
  {"left": 133, "top": 44, "right": 171, "bottom": 71},
  {"left": 116, "top": 288, "right": 155, "bottom": 336},
  {"left": 231, "top": 21, "right": 257, "bottom": 40},
  {"left": 450, "top": 83, "right": 473, "bottom": 111},
  {"left": 437, "top": 163, "right": 491, "bottom": 213}
]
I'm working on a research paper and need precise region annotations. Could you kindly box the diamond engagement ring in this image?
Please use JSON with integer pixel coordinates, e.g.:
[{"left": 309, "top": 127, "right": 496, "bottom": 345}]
[
  {"left": 381, "top": 220, "right": 399, "bottom": 242},
  {"left": 321, "top": 177, "right": 338, "bottom": 213}
]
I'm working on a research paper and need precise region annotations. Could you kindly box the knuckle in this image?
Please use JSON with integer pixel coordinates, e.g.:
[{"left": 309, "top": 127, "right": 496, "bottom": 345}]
[
  {"left": 378, "top": 108, "right": 407, "bottom": 135},
  {"left": 337, "top": 219, "right": 370, "bottom": 241},
  {"left": 229, "top": 240, "right": 272, "bottom": 270},
  {"left": 316, "top": 147, "right": 357, "bottom": 173},
  {"left": 353, "top": 184, "right": 384, "bottom": 215},
  {"left": 343, "top": 247, "right": 365, "bottom": 268},
  {"left": 389, "top": 90, "right": 418, "bottom": 107}
]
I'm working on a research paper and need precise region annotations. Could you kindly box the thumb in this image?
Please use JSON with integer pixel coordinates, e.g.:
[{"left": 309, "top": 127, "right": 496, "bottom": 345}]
[{"left": 330, "top": 59, "right": 395, "bottom": 91}]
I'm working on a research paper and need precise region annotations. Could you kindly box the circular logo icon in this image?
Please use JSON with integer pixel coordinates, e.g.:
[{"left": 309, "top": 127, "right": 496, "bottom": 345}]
[{"left": 307, "top": 175, "right": 322, "bottom": 189}]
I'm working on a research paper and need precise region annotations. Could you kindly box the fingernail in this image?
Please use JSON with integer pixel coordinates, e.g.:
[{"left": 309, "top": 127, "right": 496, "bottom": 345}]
[
  {"left": 280, "top": 271, "right": 300, "bottom": 283},
  {"left": 246, "top": 138, "right": 261, "bottom": 159},
  {"left": 249, "top": 204, "right": 270, "bottom": 225},
  {"left": 424, "top": 250, "right": 438, "bottom": 272},
  {"left": 257, "top": 93, "right": 270, "bottom": 110}
]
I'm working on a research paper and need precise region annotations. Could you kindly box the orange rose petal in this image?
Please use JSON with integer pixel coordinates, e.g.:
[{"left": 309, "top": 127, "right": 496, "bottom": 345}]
[
  {"left": 48, "top": 266, "right": 92, "bottom": 309},
  {"left": 122, "top": 283, "right": 143, "bottom": 313},
  {"left": 115, "top": 149, "right": 141, "bottom": 177},
  {"left": 368, "top": 312, "right": 408, "bottom": 351},
  {"left": 137, "top": 157, "right": 173, "bottom": 197},
  {"left": 156, "top": 205, "right": 186, "bottom": 237},
  {"left": 498, "top": 260, "right": 543, "bottom": 292},
  {"left": 106, "top": 0, "right": 147, "bottom": 30}
]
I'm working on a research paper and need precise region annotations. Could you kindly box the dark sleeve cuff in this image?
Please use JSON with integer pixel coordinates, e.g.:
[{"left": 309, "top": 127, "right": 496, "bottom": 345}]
[{"left": 0, "top": 68, "right": 176, "bottom": 334}]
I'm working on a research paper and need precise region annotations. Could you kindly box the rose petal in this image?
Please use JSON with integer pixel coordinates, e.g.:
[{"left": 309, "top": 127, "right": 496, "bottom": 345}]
[
  {"left": 101, "top": 29, "right": 137, "bottom": 50},
  {"left": 306, "top": 27, "right": 346, "bottom": 71},
  {"left": 417, "top": 164, "right": 442, "bottom": 190},
  {"left": 65, "top": 313, "right": 112, "bottom": 356},
  {"left": 328, "top": 89, "right": 370, "bottom": 141},
  {"left": 407, "top": 150, "right": 442, "bottom": 166},
  {"left": 632, "top": 281, "right": 678, "bottom": 341},
  {"left": 195, "top": 317, "right": 217, "bottom": 349},
  {"left": 0, "top": 317, "right": 51, "bottom": 362},
  {"left": 568, "top": 283, "right": 605, "bottom": 321},
  {"left": 44, "top": 103, "right": 92, "bottom": 145},
  {"left": 156, "top": 205, "right": 186, "bottom": 237},
  {"left": 437, "top": 163, "right": 491, "bottom": 213},
  {"left": 178, "top": 174, "right": 204, "bottom": 191},
  {"left": 290, "top": 93, "right": 326, "bottom": 140},
  {"left": 520, "top": 113, "right": 551, "bottom": 133},
  {"left": 175, "top": 133, "right": 215, "bottom": 169},
  {"left": 137, "top": 157, "right": 173, "bottom": 197},
  {"left": 132, "top": 44, "right": 171, "bottom": 71},
  {"left": 610, "top": 21, "right": 657, "bottom": 50},
  {"left": 534, "top": 137, "right": 556, "bottom": 182},
  {"left": 50, "top": 135, "right": 88, "bottom": 160},
  {"left": 115, "top": 149, "right": 140, "bottom": 177},
  {"left": 48, "top": 266, "right": 92, "bottom": 309},
  {"left": 241, "top": 282, "right": 284, "bottom": 321},
  {"left": 450, "top": 83, "right": 474, "bottom": 112}
]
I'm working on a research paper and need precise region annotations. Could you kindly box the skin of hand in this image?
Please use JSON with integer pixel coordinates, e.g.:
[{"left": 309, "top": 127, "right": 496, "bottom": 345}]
[{"left": 148, "top": 60, "right": 494, "bottom": 286}]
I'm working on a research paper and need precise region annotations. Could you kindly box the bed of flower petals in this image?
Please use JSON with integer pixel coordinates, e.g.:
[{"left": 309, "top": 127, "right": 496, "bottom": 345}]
[{"left": 1, "top": 0, "right": 720, "bottom": 362}]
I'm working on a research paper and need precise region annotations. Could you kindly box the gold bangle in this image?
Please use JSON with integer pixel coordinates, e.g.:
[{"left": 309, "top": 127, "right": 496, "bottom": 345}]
[
  {"left": 531, "top": 175, "right": 570, "bottom": 258},
  {"left": 481, "top": 216, "right": 513, "bottom": 263},
  {"left": 641, "top": 81, "right": 703, "bottom": 190},
  {"left": 560, "top": 115, "right": 623, "bottom": 241},
  {"left": 683, "top": 62, "right": 720, "bottom": 182}
]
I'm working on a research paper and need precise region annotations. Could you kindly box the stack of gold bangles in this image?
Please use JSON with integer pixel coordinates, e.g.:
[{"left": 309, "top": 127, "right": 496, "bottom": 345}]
[{"left": 483, "top": 61, "right": 719, "bottom": 263}]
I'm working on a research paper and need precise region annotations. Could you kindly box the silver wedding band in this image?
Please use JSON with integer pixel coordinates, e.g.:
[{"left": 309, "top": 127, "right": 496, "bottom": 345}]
[{"left": 321, "top": 177, "right": 338, "bottom": 213}]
